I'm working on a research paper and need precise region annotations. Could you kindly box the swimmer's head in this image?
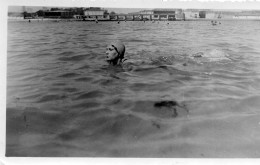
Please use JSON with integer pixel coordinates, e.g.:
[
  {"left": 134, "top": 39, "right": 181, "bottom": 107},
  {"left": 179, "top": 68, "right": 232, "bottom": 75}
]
[{"left": 106, "top": 41, "right": 125, "bottom": 65}]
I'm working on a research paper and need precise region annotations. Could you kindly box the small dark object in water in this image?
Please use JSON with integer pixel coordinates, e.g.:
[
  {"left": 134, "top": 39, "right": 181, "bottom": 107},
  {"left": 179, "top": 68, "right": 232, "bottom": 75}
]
[
  {"left": 183, "top": 63, "right": 187, "bottom": 66},
  {"left": 118, "top": 21, "right": 120, "bottom": 24},
  {"left": 154, "top": 100, "right": 182, "bottom": 118},
  {"left": 193, "top": 52, "right": 203, "bottom": 58},
  {"left": 154, "top": 100, "right": 189, "bottom": 118},
  {"left": 152, "top": 121, "right": 161, "bottom": 129},
  {"left": 154, "top": 101, "right": 178, "bottom": 108}
]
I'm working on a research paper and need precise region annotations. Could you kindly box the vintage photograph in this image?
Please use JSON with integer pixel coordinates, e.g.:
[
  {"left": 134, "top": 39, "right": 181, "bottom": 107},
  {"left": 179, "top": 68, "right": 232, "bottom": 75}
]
[{"left": 5, "top": 0, "right": 260, "bottom": 158}]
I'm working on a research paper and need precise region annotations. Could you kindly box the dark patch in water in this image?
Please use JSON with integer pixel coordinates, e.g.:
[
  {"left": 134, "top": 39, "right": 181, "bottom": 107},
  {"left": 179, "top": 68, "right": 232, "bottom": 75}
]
[
  {"left": 76, "top": 65, "right": 90, "bottom": 70},
  {"left": 76, "top": 91, "right": 104, "bottom": 100},
  {"left": 75, "top": 77, "right": 93, "bottom": 82},
  {"left": 154, "top": 101, "right": 178, "bottom": 107},
  {"left": 152, "top": 121, "right": 161, "bottom": 129},
  {"left": 131, "top": 100, "right": 188, "bottom": 119},
  {"left": 57, "top": 130, "right": 79, "bottom": 141},
  {"left": 71, "top": 102, "right": 99, "bottom": 109},
  {"left": 154, "top": 100, "right": 188, "bottom": 118},
  {"left": 57, "top": 55, "right": 86, "bottom": 61},
  {"left": 37, "top": 94, "right": 67, "bottom": 103},
  {"left": 192, "top": 52, "right": 203, "bottom": 58},
  {"left": 130, "top": 82, "right": 169, "bottom": 92},
  {"left": 79, "top": 108, "right": 111, "bottom": 117},
  {"left": 63, "top": 87, "right": 78, "bottom": 93},
  {"left": 109, "top": 74, "right": 121, "bottom": 79},
  {"left": 52, "top": 82, "right": 66, "bottom": 86},
  {"left": 48, "top": 87, "right": 61, "bottom": 92},
  {"left": 58, "top": 51, "right": 74, "bottom": 56},
  {"left": 94, "top": 78, "right": 113, "bottom": 85},
  {"left": 58, "top": 73, "right": 79, "bottom": 78}
]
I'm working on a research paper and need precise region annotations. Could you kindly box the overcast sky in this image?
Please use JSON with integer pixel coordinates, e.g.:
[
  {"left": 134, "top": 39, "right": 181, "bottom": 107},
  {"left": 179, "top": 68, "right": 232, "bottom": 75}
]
[{"left": 5, "top": 0, "right": 260, "bottom": 12}]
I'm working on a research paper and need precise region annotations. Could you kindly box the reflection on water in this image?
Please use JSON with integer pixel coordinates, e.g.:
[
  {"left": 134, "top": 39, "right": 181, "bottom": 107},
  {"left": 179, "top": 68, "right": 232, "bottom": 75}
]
[{"left": 6, "top": 20, "right": 260, "bottom": 157}]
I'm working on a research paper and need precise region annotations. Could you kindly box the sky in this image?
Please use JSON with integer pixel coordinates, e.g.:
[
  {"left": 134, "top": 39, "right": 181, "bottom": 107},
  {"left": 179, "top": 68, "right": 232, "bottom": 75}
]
[{"left": 5, "top": 0, "right": 260, "bottom": 13}]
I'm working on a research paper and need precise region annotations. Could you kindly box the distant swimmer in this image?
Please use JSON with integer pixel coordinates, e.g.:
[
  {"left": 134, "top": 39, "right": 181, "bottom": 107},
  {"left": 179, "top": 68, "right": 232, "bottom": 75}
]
[
  {"left": 95, "top": 19, "right": 98, "bottom": 23},
  {"left": 28, "top": 19, "right": 31, "bottom": 23},
  {"left": 211, "top": 20, "right": 217, "bottom": 26},
  {"left": 118, "top": 21, "right": 120, "bottom": 24}
]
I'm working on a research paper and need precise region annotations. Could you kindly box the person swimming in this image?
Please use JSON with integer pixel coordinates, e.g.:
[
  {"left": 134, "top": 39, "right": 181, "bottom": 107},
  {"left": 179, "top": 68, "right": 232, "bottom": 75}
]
[
  {"left": 105, "top": 41, "right": 153, "bottom": 71},
  {"left": 105, "top": 40, "right": 230, "bottom": 70},
  {"left": 105, "top": 41, "right": 126, "bottom": 66}
]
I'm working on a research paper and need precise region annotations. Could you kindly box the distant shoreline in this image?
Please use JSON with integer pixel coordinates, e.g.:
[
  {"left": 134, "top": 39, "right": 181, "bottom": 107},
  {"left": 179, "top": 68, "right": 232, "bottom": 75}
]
[{"left": 8, "top": 17, "right": 260, "bottom": 22}]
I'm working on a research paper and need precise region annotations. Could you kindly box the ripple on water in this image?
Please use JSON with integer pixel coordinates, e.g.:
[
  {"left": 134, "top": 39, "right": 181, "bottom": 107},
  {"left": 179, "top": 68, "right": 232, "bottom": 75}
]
[
  {"left": 59, "top": 113, "right": 165, "bottom": 143},
  {"left": 74, "top": 77, "right": 93, "bottom": 82},
  {"left": 57, "top": 55, "right": 87, "bottom": 61},
  {"left": 57, "top": 51, "right": 75, "bottom": 56},
  {"left": 7, "top": 20, "right": 260, "bottom": 157},
  {"left": 75, "top": 90, "right": 105, "bottom": 100},
  {"left": 129, "top": 82, "right": 170, "bottom": 92},
  {"left": 130, "top": 100, "right": 189, "bottom": 119},
  {"left": 70, "top": 102, "right": 100, "bottom": 109},
  {"left": 37, "top": 94, "right": 67, "bottom": 103},
  {"left": 58, "top": 73, "right": 80, "bottom": 78}
]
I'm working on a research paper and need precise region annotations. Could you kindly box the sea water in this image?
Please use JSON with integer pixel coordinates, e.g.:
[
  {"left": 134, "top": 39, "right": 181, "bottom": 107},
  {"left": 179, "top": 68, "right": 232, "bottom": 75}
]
[{"left": 6, "top": 20, "right": 260, "bottom": 157}]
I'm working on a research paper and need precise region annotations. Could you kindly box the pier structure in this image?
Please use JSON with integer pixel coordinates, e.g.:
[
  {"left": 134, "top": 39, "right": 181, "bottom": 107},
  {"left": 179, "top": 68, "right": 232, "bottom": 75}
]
[
  {"left": 81, "top": 8, "right": 185, "bottom": 21},
  {"left": 82, "top": 14, "right": 182, "bottom": 21},
  {"left": 82, "top": 14, "right": 185, "bottom": 21}
]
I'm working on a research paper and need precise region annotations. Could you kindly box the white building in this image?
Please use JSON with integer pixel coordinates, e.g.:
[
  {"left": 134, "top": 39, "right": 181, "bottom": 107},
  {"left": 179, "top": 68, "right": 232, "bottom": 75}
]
[
  {"left": 83, "top": 7, "right": 109, "bottom": 20},
  {"left": 84, "top": 9, "right": 105, "bottom": 16}
]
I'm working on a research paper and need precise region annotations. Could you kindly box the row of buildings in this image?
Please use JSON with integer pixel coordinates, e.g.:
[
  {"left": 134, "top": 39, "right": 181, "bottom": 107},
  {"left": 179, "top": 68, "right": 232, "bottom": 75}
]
[
  {"left": 184, "top": 9, "right": 260, "bottom": 20},
  {"left": 20, "top": 7, "right": 186, "bottom": 21},
  {"left": 11, "top": 7, "right": 260, "bottom": 21}
]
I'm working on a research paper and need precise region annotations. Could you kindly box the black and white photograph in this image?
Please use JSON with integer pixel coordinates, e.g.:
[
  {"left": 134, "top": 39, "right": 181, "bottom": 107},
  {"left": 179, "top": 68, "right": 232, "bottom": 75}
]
[{"left": 2, "top": 0, "right": 260, "bottom": 163}]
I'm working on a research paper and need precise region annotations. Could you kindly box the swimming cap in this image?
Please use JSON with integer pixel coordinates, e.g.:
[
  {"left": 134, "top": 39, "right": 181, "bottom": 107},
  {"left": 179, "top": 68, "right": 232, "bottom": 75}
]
[{"left": 110, "top": 41, "right": 125, "bottom": 60}]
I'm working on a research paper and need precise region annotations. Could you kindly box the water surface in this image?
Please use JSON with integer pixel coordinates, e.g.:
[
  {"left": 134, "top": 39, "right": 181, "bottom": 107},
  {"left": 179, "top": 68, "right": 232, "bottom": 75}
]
[{"left": 6, "top": 20, "right": 260, "bottom": 157}]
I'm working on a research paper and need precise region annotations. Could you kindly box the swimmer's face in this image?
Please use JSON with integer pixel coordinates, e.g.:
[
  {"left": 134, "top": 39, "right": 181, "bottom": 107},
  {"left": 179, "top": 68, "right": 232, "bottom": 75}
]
[{"left": 106, "top": 45, "right": 119, "bottom": 62}]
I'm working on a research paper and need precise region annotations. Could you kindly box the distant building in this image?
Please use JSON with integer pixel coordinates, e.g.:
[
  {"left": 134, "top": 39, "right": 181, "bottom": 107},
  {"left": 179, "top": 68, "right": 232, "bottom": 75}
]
[
  {"left": 129, "top": 8, "right": 184, "bottom": 21},
  {"left": 184, "top": 9, "right": 201, "bottom": 19},
  {"left": 44, "top": 10, "right": 74, "bottom": 18},
  {"left": 23, "top": 12, "right": 38, "bottom": 19},
  {"left": 84, "top": 7, "right": 106, "bottom": 16},
  {"left": 183, "top": 9, "right": 260, "bottom": 20},
  {"left": 139, "top": 10, "right": 154, "bottom": 15},
  {"left": 184, "top": 9, "right": 227, "bottom": 19},
  {"left": 233, "top": 13, "right": 260, "bottom": 20},
  {"left": 83, "top": 7, "right": 109, "bottom": 20}
]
